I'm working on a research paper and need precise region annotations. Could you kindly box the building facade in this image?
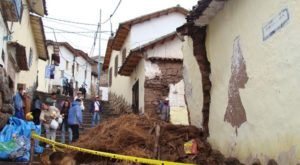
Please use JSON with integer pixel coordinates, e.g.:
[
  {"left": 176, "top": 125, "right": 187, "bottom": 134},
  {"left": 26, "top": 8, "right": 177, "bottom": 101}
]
[
  {"left": 178, "top": 0, "right": 300, "bottom": 164},
  {"left": 90, "top": 56, "right": 108, "bottom": 100},
  {"left": 38, "top": 41, "right": 93, "bottom": 96},
  {"left": 103, "top": 6, "right": 189, "bottom": 124},
  {"left": 1, "top": 0, "right": 48, "bottom": 93}
]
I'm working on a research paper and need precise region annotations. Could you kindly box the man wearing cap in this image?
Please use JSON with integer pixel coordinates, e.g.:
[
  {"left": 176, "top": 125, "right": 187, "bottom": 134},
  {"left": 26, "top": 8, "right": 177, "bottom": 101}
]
[
  {"left": 40, "top": 99, "right": 60, "bottom": 147},
  {"left": 90, "top": 95, "right": 102, "bottom": 127},
  {"left": 159, "top": 97, "right": 170, "bottom": 122}
]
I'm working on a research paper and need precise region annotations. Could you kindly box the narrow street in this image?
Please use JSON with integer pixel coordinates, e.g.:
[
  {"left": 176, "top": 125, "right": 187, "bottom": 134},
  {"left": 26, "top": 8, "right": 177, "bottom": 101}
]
[{"left": 0, "top": 0, "right": 300, "bottom": 165}]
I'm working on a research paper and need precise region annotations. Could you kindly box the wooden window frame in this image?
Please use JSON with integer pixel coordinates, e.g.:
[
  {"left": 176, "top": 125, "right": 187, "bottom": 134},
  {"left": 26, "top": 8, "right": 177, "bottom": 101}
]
[
  {"left": 122, "top": 48, "right": 126, "bottom": 64},
  {"left": 66, "top": 61, "right": 69, "bottom": 70},
  {"left": 114, "top": 55, "right": 118, "bottom": 77},
  {"left": 109, "top": 67, "right": 112, "bottom": 86}
]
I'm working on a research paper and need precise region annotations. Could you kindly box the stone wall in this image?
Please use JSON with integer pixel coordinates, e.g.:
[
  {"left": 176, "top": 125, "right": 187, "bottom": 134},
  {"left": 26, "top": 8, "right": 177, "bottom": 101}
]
[
  {"left": 144, "top": 60, "right": 183, "bottom": 117},
  {"left": 0, "top": 68, "right": 13, "bottom": 130}
]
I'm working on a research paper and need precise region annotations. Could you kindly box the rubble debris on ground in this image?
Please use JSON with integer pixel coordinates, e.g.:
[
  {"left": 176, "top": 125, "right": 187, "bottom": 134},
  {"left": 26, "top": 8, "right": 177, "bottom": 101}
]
[{"left": 69, "top": 114, "right": 243, "bottom": 165}]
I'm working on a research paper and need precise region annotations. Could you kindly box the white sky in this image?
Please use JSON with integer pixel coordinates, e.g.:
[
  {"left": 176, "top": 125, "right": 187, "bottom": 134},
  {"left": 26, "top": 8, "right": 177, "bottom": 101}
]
[{"left": 43, "top": 0, "right": 198, "bottom": 57}]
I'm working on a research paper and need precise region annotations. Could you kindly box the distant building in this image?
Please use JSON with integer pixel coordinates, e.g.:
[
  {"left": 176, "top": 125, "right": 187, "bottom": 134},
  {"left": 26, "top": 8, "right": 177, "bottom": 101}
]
[
  {"left": 38, "top": 41, "right": 93, "bottom": 96},
  {"left": 90, "top": 56, "right": 108, "bottom": 100}
]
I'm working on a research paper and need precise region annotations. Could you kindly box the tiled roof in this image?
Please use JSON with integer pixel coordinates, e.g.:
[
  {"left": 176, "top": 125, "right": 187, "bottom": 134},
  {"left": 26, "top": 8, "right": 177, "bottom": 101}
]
[{"left": 118, "top": 32, "right": 178, "bottom": 76}]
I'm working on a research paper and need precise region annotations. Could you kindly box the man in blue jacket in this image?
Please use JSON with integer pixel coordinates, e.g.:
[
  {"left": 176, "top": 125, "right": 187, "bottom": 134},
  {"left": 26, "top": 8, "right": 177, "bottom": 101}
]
[
  {"left": 13, "top": 87, "right": 25, "bottom": 120},
  {"left": 68, "top": 99, "right": 83, "bottom": 142}
]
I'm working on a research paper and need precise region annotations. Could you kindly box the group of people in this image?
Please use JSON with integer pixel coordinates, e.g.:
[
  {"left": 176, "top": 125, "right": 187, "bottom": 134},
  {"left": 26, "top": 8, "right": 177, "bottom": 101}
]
[
  {"left": 62, "top": 78, "right": 87, "bottom": 99},
  {"left": 12, "top": 87, "right": 103, "bottom": 146},
  {"left": 62, "top": 78, "right": 74, "bottom": 97},
  {"left": 32, "top": 92, "right": 83, "bottom": 146}
]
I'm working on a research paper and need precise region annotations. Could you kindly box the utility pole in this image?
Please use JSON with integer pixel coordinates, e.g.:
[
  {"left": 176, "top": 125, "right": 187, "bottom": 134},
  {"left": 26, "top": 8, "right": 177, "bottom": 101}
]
[{"left": 97, "top": 9, "right": 102, "bottom": 96}]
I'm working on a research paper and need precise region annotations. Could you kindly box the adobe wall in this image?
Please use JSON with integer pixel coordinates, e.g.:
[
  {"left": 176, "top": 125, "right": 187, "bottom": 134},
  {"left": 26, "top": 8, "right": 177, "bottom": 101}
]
[{"left": 144, "top": 60, "right": 183, "bottom": 118}]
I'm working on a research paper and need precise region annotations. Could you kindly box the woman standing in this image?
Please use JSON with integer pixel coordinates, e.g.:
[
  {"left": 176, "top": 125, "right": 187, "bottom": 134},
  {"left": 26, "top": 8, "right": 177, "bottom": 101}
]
[
  {"left": 60, "top": 99, "right": 72, "bottom": 144},
  {"left": 40, "top": 100, "right": 60, "bottom": 147}
]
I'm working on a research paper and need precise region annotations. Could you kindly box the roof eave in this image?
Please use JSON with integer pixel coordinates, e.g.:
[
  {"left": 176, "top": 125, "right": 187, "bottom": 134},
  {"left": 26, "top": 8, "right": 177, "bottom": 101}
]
[
  {"left": 111, "top": 6, "right": 189, "bottom": 53},
  {"left": 30, "top": 14, "right": 49, "bottom": 60},
  {"left": 103, "top": 37, "right": 114, "bottom": 70}
]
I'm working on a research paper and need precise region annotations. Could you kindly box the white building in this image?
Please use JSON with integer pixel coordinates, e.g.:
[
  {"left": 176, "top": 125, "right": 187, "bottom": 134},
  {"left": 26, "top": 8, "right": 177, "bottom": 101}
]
[
  {"left": 38, "top": 41, "right": 93, "bottom": 96},
  {"left": 0, "top": 10, "right": 9, "bottom": 70},
  {"left": 1, "top": 0, "right": 48, "bottom": 92},
  {"left": 103, "top": 6, "right": 189, "bottom": 123}
]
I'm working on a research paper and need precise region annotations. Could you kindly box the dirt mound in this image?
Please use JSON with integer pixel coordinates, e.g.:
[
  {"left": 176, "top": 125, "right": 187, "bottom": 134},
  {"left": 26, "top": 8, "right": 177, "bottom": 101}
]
[{"left": 70, "top": 114, "right": 241, "bottom": 164}]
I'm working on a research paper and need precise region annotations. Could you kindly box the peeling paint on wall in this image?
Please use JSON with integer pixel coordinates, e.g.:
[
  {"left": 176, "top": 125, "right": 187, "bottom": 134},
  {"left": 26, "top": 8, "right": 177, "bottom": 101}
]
[
  {"left": 144, "top": 61, "right": 161, "bottom": 79},
  {"left": 224, "top": 36, "right": 248, "bottom": 132}
]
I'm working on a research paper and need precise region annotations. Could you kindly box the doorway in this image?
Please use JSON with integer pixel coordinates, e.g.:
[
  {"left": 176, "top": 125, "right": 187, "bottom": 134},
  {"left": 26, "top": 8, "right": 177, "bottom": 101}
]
[{"left": 132, "top": 80, "right": 139, "bottom": 114}]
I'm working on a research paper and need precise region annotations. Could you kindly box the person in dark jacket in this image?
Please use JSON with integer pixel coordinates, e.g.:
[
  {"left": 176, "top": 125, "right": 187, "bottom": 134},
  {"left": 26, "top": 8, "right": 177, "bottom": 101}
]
[
  {"left": 62, "top": 78, "right": 68, "bottom": 95},
  {"left": 79, "top": 85, "right": 87, "bottom": 99},
  {"left": 159, "top": 97, "right": 170, "bottom": 122},
  {"left": 60, "top": 99, "right": 72, "bottom": 144},
  {"left": 68, "top": 99, "right": 83, "bottom": 142},
  {"left": 13, "top": 87, "right": 25, "bottom": 120},
  {"left": 90, "top": 95, "right": 102, "bottom": 127},
  {"left": 32, "top": 95, "right": 42, "bottom": 125}
]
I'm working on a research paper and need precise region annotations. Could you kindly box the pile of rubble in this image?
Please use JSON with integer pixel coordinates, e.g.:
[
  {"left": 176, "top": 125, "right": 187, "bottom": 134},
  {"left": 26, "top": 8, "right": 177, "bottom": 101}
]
[
  {"left": 0, "top": 68, "right": 13, "bottom": 130},
  {"left": 70, "top": 114, "right": 242, "bottom": 165}
]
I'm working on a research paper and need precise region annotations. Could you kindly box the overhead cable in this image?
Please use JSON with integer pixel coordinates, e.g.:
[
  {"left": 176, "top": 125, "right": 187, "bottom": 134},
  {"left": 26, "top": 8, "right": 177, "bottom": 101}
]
[
  {"left": 43, "top": 18, "right": 96, "bottom": 31},
  {"left": 45, "top": 31, "right": 111, "bottom": 34},
  {"left": 101, "top": 0, "right": 122, "bottom": 24},
  {"left": 43, "top": 16, "right": 98, "bottom": 26}
]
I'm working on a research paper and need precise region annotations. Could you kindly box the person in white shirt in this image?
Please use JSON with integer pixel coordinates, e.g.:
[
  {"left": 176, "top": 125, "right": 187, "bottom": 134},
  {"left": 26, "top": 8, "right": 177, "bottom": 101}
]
[
  {"left": 90, "top": 95, "right": 102, "bottom": 127},
  {"left": 74, "top": 91, "right": 85, "bottom": 111}
]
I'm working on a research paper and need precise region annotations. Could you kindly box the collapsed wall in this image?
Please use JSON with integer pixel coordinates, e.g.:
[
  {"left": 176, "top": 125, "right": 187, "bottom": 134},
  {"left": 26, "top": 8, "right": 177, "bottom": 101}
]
[{"left": 144, "top": 59, "right": 183, "bottom": 118}]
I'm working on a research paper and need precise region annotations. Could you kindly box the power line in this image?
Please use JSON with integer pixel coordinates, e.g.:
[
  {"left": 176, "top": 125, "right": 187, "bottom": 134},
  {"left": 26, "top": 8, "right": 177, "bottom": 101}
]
[
  {"left": 43, "top": 18, "right": 96, "bottom": 31},
  {"left": 90, "top": 23, "right": 100, "bottom": 56},
  {"left": 101, "top": 0, "right": 122, "bottom": 24},
  {"left": 45, "top": 31, "right": 111, "bottom": 34},
  {"left": 44, "top": 26, "right": 109, "bottom": 40},
  {"left": 43, "top": 16, "right": 98, "bottom": 26}
]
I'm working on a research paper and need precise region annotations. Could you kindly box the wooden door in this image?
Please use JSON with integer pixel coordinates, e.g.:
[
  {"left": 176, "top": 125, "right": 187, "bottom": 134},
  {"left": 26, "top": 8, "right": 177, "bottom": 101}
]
[{"left": 132, "top": 80, "right": 139, "bottom": 114}]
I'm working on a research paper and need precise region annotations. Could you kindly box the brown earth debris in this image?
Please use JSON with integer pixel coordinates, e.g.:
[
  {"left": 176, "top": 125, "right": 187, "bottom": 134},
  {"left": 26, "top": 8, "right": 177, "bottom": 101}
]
[{"left": 69, "top": 114, "right": 243, "bottom": 165}]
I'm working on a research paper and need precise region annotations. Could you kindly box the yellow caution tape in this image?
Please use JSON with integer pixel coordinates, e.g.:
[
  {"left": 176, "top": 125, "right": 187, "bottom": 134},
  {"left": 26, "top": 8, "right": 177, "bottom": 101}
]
[{"left": 32, "top": 132, "right": 196, "bottom": 165}]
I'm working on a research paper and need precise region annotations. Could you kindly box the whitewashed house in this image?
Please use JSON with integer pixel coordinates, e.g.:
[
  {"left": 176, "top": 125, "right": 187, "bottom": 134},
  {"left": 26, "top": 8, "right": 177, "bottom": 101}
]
[
  {"left": 1, "top": 0, "right": 48, "bottom": 93},
  {"left": 0, "top": 8, "right": 9, "bottom": 70},
  {"left": 38, "top": 41, "right": 93, "bottom": 96},
  {"left": 103, "top": 6, "right": 189, "bottom": 123}
]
